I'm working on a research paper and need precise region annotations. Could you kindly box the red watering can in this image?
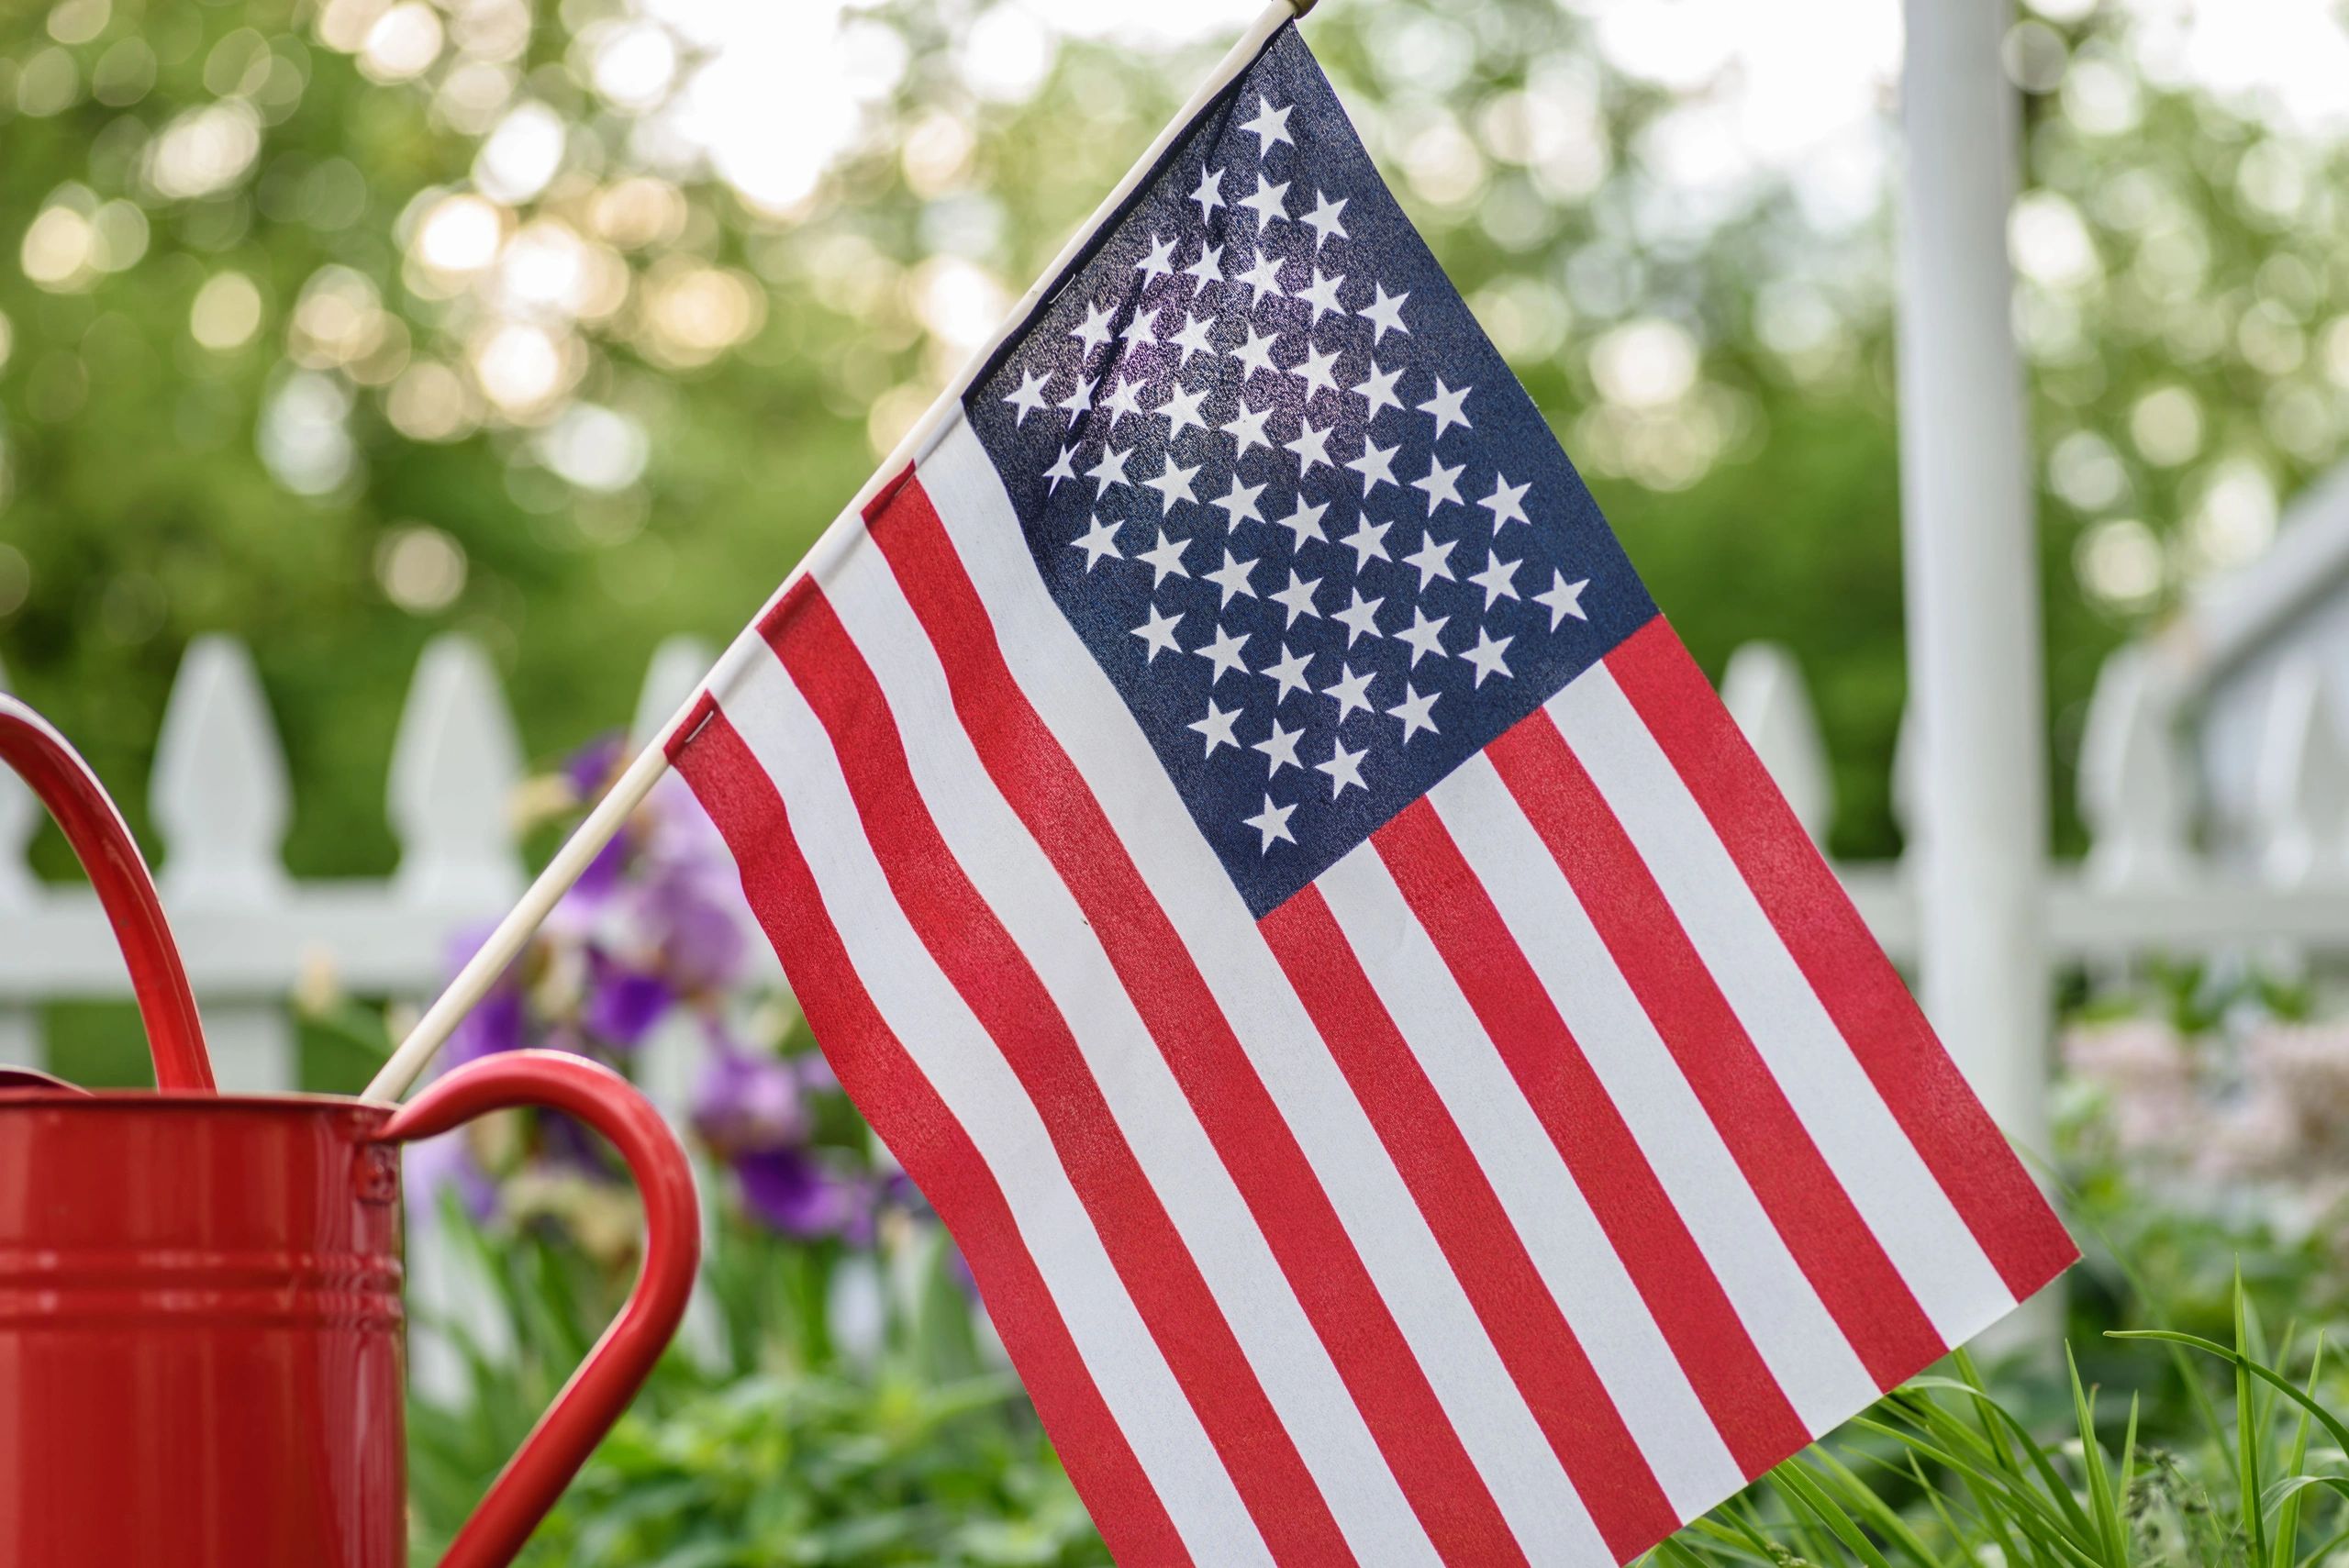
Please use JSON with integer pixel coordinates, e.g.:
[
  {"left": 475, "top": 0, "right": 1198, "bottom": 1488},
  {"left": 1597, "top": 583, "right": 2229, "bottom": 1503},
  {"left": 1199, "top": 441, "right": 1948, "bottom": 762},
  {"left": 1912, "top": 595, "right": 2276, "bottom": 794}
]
[{"left": 0, "top": 694, "right": 700, "bottom": 1567}]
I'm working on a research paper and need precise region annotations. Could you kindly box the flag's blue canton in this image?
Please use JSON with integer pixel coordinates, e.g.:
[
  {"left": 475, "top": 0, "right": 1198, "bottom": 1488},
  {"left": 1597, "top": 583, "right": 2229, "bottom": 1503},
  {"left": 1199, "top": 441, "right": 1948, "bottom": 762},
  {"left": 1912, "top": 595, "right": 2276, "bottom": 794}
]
[{"left": 963, "top": 24, "right": 1656, "bottom": 918}]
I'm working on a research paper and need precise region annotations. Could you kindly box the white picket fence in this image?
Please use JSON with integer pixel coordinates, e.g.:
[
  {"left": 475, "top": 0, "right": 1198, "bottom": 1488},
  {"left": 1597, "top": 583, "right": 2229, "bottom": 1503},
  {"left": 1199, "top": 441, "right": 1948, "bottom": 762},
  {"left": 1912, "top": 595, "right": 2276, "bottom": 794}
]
[
  {"left": 1730, "top": 639, "right": 2349, "bottom": 966},
  {"left": 10, "top": 631, "right": 2349, "bottom": 1086},
  {"left": 0, "top": 631, "right": 727, "bottom": 1087}
]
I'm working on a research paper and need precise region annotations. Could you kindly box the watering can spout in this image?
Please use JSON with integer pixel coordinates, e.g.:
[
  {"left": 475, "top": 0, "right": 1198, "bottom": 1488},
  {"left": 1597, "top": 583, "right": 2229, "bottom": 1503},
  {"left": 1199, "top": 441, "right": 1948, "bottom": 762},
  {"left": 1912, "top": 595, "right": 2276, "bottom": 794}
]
[{"left": 0, "top": 695, "right": 214, "bottom": 1092}]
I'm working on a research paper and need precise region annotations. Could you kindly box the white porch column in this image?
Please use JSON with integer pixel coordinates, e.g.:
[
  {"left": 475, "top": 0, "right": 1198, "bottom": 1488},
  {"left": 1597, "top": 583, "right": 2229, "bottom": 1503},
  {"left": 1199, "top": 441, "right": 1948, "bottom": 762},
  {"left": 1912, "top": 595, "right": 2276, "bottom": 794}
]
[{"left": 1894, "top": 2, "right": 2051, "bottom": 1156}]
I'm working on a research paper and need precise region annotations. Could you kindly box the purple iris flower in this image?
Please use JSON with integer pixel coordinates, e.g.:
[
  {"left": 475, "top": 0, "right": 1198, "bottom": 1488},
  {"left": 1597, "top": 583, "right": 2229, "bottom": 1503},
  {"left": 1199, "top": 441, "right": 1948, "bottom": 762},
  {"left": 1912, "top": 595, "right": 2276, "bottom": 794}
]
[
  {"left": 442, "top": 923, "right": 531, "bottom": 1064},
  {"left": 795, "top": 1051, "right": 841, "bottom": 1097},
  {"left": 565, "top": 734, "right": 626, "bottom": 797},
  {"left": 570, "top": 828, "right": 630, "bottom": 908},
  {"left": 691, "top": 1040, "right": 811, "bottom": 1155},
  {"left": 735, "top": 1147, "right": 866, "bottom": 1241},
  {"left": 583, "top": 953, "right": 674, "bottom": 1051},
  {"left": 403, "top": 1130, "right": 499, "bottom": 1224},
  {"left": 629, "top": 868, "right": 737, "bottom": 990}
]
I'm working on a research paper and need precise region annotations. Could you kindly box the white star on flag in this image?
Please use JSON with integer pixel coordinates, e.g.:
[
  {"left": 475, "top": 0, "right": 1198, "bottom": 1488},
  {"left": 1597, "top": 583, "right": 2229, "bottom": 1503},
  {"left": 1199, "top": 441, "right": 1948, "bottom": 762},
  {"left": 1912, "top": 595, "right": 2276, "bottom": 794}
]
[
  {"left": 1462, "top": 626, "right": 1514, "bottom": 686},
  {"left": 1469, "top": 550, "right": 1522, "bottom": 607},
  {"left": 1230, "top": 323, "right": 1283, "bottom": 379},
  {"left": 1211, "top": 475, "right": 1266, "bottom": 528},
  {"left": 1536, "top": 570, "right": 1590, "bottom": 628},
  {"left": 1348, "top": 439, "right": 1399, "bottom": 494},
  {"left": 1360, "top": 283, "right": 1410, "bottom": 342},
  {"left": 1070, "top": 514, "right": 1122, "bottom": 571},
  {"left": 1357, "top": 360, "right": 1405, "bottom": 419},
  {"left": 1188, "top": 165, "right": 1224, "bottom": 221},
  {"left": 1295, "top": 268, "right": 1346, "bottom": 325},
  {"left": 1194, "top": 624, "right": 1252, "bottom": 682},
  {"left": 1189, "top": 697, "right": 1242, "bottom": 756},
  {"left": 1263, "top": 643, "right": 1315, "bottom": 701},
  {"left": 1160, "top": 382, "right": 1210, "bottom": 438},
  {"left": 1238, "top": 172, "right": 1291, "bottom": 232},
  {"left": 1003, "top": 368, "right": 1052, "bottom": 424},
  {"left": 1205, "top": 550, "right": 1263, "bottom": 606},
  {"left": 1419, "top": 378, "right": 1473, "bottom": 439},
  {"left": 1239, "top": 95, "right": 1292, "bottom": 151},
  {"left": 1071, "top": 301, "right": 1116, "bottom": 354},
  {"left": 1286, "top": 418, "right": 1337, "bottom": 475},
  {"left": 1321, "top": 662, "right": 1376, "bottom": 721},
  {"left": 1136, "top": 528, "right": 1193, "bottom": 588},
  {"left": 1315, "top": 738, "right": 1367, "bottom": 796},
  {"left": 1272, "top": 495, "right": 1329, "bottom": 549},
  {"left": 1085, "top": 444, "right": 1132, "bottom": 495},
  {"left": 1339, "top": 515, "right": 1391, "bottom": 570},
  {"left": 1481, "top": 473, "right": 1531, "bottom": 529},
  {"left": 1269, "top": 569, "right": 1323, "bottom": 626},
  {"left": 1252, "top": 717, "right": 1305, "bottom": 776},
  {"left": 1233, "top": 250, "right": 1285, "bottom": 297},
  {"left": 1134, "top": 233, "right": 1177, "bottom": 286},
  {"left": 1129, "top": 603, "right": 1182, "bottom": 662},
  {"left": 1144, "top": 460, "right": 1199, "bottom": 510},
  {"left": 1333, "top": 587, "right": 1384, "bottom": 646},
  {"left": 1243, "top": 793, "right": 1296, "bottom": 851},
  {"left": 1386, "top": 681, "right": 1441, "bottom": 741},
  {"left": 1396, "top": 606, "right": 1451, "bottom": 666},
  {"left": 1301, "top": 188, "right": 1348, "bottom": 247},
  {"left": 1411, "top": 456, "right": 1465, "bottom": 515}
]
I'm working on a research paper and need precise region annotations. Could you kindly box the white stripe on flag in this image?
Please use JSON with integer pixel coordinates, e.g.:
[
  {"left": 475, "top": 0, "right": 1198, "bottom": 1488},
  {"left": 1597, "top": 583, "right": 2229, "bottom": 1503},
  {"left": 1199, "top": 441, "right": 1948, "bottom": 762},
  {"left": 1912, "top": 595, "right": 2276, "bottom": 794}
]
[
  {"left": 1426, "top": 752, "right": 1881, "bottom": 1431},
  {"left": 1312, "top": 837, "right": 1745, "bottom": 1518},
  {"left": 1546, "top": 667, "right": 2015, "bottom": 1337},
  {"left": 819, "top": 536, "right": 1443, "bottom": 1567},
  {"left": 919, "top": 417, "right": 1613, "bottom": 1568},
  {"left": 718, "top": 650, "right": 1277, "bottom": 1568}
]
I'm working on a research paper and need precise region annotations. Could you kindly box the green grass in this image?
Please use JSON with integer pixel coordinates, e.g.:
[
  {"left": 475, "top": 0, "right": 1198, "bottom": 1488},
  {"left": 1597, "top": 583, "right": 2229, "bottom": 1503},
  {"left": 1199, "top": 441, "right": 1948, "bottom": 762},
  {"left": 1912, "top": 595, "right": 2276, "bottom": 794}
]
[
  {"left": 1654, "top": 1284, "right": 2347, "bottom": 1567},
  {"left": 412, "top": 1179, "right": 2349, "bottom": 1568}
]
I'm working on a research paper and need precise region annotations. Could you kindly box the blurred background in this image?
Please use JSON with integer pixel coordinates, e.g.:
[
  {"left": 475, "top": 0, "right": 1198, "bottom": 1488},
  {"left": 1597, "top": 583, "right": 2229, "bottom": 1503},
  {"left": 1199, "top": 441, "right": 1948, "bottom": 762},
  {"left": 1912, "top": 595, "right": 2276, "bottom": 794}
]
[
  {"left": 16, "top": 0, "right": 2333, "bottom": 873},
  {"left": 14, "top": 0, "right": 2349, "bottom": 1562}
]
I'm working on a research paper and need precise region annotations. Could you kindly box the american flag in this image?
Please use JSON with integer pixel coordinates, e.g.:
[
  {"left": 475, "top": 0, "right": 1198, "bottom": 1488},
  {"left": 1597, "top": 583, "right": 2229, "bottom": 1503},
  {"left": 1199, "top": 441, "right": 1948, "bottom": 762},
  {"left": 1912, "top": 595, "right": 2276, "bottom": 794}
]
[{"left": 671, "top": 21, "right": 2075, "bottom": 1567}]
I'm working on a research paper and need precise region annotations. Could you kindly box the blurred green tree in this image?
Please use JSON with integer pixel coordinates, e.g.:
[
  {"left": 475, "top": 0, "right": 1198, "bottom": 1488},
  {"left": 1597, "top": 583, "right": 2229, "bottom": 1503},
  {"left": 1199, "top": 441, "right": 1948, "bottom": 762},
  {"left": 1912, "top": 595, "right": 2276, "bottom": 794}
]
[{"left": 0, "top": 0, "right": 2340, "bottom": 873}]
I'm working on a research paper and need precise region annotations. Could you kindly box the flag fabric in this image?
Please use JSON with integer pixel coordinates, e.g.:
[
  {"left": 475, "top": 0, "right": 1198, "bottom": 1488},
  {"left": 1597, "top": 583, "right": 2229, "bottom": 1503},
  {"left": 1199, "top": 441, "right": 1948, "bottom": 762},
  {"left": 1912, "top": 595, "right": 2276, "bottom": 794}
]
[{"left": 671, "top": 20, "right": 2076, "bottom": 1566}]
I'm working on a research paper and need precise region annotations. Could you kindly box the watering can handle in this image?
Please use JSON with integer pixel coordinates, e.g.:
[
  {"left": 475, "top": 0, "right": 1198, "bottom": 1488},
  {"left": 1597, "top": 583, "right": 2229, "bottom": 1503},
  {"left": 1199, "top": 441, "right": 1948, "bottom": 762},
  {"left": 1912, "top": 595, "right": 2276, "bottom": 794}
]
[
  {"left": 376, "top": 1050, "right": 701, "bottom": 1568},
  {"left": 0, "top": 695, "right": 213, "bottom": 1091}
]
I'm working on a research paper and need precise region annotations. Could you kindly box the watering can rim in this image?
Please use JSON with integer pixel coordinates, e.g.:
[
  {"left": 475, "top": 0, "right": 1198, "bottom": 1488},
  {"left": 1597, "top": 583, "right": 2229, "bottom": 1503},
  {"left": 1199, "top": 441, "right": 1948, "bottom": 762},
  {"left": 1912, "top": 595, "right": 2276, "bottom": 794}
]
[{"left": 0, "top": 1086, "right": 398, "bottom": 1115}]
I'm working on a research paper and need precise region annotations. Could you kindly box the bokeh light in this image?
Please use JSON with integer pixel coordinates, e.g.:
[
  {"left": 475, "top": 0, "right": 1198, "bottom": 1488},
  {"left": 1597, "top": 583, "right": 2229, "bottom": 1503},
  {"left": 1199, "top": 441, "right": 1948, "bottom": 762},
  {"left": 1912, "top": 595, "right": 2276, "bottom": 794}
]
[{"left": 375, "top": 523, "right": 468, "bottom": 613}]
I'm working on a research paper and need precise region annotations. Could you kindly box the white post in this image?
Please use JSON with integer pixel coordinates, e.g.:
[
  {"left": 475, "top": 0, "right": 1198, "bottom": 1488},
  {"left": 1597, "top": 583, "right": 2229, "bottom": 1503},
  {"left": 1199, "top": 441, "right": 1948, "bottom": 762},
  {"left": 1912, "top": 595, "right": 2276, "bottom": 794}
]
[{"left": 1894, "top": 2, "right": 2050, "bottom": 1155}]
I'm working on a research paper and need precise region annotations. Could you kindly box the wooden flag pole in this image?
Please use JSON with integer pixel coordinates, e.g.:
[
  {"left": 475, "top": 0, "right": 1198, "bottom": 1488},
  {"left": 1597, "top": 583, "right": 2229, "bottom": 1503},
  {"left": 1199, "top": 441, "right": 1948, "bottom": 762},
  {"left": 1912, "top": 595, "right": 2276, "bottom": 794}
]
[{"left": 365, "top": 0, "right": 1315, "bottom": 1102}]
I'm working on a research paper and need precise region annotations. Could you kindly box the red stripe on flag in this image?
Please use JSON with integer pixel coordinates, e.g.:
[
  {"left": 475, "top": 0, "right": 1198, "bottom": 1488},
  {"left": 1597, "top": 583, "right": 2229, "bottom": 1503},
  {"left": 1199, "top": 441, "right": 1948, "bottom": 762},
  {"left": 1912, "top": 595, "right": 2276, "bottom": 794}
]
[
  {"left": 1604, "top": 620, "right": 2076, "bottom": 1299},
  {"left": 763, "top": 581, "right": 1359, "bottom": 1567},
  {"left": 1487, "top": 708, "right": 1946, "bottom": 1391},
  {"left": 1262, "top": 887, "right": 1679, "bottom": 1560},
  {"left": 671, "top": 706, "right": 1195, "bottom": 1568},
  {"left": 869, "top": 473, "right": 1530, "bottom": 1568},
  {"left": 1372, "top": 797, "right": 1811, "bottom": 1477}
]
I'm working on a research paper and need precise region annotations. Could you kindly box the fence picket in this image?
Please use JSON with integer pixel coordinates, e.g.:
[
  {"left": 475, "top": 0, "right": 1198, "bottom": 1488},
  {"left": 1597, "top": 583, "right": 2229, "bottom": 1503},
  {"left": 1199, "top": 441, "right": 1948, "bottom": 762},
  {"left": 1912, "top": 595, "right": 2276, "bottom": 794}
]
[
  {"left": 389, "top": 635, "right": 525, "bottom": 910},
  {"left": 150, "top": 637, "right": 295, "bottom": 1090},
  {"left": 633, "top": 635, "right": 716, "bottom": 749},
  {"left": 1720, "top": 641, "right": 1834, "bottom": 843},
  {"left": 2078, "top": 648, "right": 2193, "bottom": 888},
  {"left": 2252, "top": 654, "right": 2349, "bottom": 888},
  {"left": 152, "top": 636, "right": 292, "bottom": 908}
]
